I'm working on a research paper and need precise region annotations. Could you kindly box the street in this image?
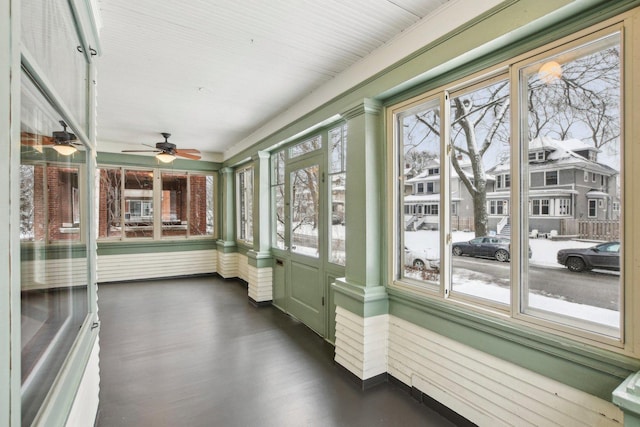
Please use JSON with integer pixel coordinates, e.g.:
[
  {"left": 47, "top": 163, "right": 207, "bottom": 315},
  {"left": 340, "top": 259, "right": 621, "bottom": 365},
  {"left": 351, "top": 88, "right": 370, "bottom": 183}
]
[{"left": 452, "top": 257, "right": 620, "bottom": 310}]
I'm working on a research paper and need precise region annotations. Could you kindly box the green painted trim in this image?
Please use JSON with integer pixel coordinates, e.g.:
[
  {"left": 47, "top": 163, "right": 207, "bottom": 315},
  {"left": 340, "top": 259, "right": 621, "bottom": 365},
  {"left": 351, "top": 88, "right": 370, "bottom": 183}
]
[
  {"left": 235, "top": 243, "right": 252, "bottom": 256},
  {"left": 215, "top": 239, "right": 237, "bottom": 254},
  {"left": 97, "top": 151, "right": 221, "bottom": 172},
  {"left": 388, "top": 288, "right": 640, "bottom": 400},
  {"left": 98, "top": 239, "right": 216, "bottom": 256},
  {"left": 32, "top": 318, "right": 98, "bottom": 426},
  {"left": 332, "top": 278, "right": 389, "bottom": 318},
  {"left": 613, "top": 371, "right": 640, "bottom": 419},
  {"left": 247, "top": 250, "right": 273, "bottom": 268},
  {"left": 382, "top": 0, "right": 640, "bottom": 107},
  {"left": 21, "top": 243, "right": 87, "bottom": 261}
]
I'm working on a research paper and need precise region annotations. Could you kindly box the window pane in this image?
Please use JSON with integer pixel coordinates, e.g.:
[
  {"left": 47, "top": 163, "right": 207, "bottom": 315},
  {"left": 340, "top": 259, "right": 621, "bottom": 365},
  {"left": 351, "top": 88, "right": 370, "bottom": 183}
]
[
  {"left": 161, "top": 172, "right": 188, "bottom": 238},
  {"left": 450, "top": 77, "right": 511, "bottom": 304},
  {"left": 291, "top": 165, "right": 319, "bottom": 257},
  {"left": 521, "top": 32, "right": 621, "bottom": 336},
  {"left": 21, "top": 0, "right": 89, "bottom": 132},
  {"left": 97, "top": 168, "right": 122, "bottom": 239},
  {"left": 124, "top": 170, "right": 154, "bottom": 238},
  {"left": 237, "top": 167, "right": 253, "bottom": 243},
  {"left": 272, "top": 152, "right": 286, "bottom": 249},
  {"left": 20, "top": 73, "right": 88, "bottom": 425},
  {"left": 399, "top": 99, "right": 441, "bottom": 284},
  {"left": 329, "top": 173, "right": 346, "bottom": 265},
  {"left": 289, "top": 135, "right": 322, "bottom": 158},
  {"left": 189, "top": 174, "right": 215, "bottom": 237}
]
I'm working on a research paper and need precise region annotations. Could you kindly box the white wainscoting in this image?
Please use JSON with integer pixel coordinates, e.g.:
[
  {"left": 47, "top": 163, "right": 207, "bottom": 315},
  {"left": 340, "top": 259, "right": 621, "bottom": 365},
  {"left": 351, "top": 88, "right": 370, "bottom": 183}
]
[
  {"left": 65, "top": 337, "right": 100, "bottom": 427},
  {"left": 387, "top": 315, "right": 623, "bottom": 427},
  {"left": 21, "top": 257, "right": 88, "bottom": 291},
  {"left": 247, "top": 264, "right": 272, "bottom": 302},
  {"left": 97, "top": 249, "right": 216, "bottom": 282},
  {"left": 237, "top": 252, "right": 248, "bottom": 282},
  {"left": 334, "top": 306, "right": 388, "bottom": 380},
  {"left": 217, "top": 251, "right": 239, "bottom": 279}
]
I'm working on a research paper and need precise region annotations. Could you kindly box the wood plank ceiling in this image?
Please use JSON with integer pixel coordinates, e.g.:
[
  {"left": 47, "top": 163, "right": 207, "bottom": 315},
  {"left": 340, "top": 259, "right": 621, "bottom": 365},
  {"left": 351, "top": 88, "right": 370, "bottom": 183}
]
[{"left": 97, "top": 0, "right": 450, "bottom": 159}]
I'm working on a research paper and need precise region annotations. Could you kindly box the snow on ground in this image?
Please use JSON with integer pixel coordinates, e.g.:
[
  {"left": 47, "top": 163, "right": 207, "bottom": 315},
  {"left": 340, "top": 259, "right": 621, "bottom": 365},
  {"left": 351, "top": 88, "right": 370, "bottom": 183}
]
[{"left": 404, "top": 229, "right": 619, "bottom": 330}]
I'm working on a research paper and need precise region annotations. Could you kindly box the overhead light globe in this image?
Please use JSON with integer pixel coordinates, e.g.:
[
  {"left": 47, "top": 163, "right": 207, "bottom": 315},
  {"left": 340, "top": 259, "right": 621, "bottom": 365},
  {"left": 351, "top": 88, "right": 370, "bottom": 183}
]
[
  {"left": 538, "top": 61, "right": 562, "bottom": 84},
  {"left": 52, "top": 144, "right": 78, "bottom": 156},
  {"left": 156, "top": 152, "right": 176, "bottom": 163}
]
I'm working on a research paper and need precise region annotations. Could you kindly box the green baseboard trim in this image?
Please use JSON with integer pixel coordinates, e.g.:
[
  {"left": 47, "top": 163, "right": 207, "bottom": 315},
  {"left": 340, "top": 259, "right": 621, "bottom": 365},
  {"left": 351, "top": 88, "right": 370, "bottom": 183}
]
[{"left": 332, "top": 278, "right": 388, "bottom": 317}]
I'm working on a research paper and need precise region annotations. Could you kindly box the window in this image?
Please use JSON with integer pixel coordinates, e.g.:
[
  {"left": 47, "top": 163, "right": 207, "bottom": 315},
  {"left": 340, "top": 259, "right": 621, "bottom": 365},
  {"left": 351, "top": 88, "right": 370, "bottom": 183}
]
[
  {"left": 236, "top": 165, "right": 254, "bottom": 243},
  {"left": 489, "top": 200, "right": 508, "bottom": 215},
  {"left": 391, "top": 25, "right": 623, "bottom": 342},
  {"left": 545, "top": 170, "right": 558, "bottom": 186},
  {"left": 271, "top": 151, "right": 286, "bottom": 249},
  {"left": 329, "top": 124, "right": 347, "bottom": 265},
  {"left": 417, "top": 183, "right": 424, "bottom": 193},
  {"left": 426, "top": 182, "right": 434, "bottom": 193},
  {"left": 97, "top": 168, "right": 215, "bottom": 240},
  {"left": 20, "top": 73, "right": 89, "bottom": 425},
  {"left": 428, "top": 167, "right": 440, "bottom": 175}
]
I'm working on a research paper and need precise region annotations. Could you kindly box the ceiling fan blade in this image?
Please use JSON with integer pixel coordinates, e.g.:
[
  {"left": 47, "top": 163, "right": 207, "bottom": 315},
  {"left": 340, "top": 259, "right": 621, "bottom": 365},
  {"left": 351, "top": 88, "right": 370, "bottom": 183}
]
[
  {"left": 176, "top": 148, "right": 200, "bottom": 154},
  {"left": 175, "top": 152, "right": 201, "bottom": 160},
  {"left": 121, "top": 149, "right": 160, "bottom": 153},
  {"left": 21, "top": 132, "right": 55, "bottom": 146}
]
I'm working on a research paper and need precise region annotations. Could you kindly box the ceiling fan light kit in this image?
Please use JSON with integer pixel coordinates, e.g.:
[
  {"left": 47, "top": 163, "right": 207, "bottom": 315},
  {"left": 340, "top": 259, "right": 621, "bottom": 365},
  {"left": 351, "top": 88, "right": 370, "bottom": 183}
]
[
  {"left": 121, "top": 132, "right": 202, "bottom": 161},
  {"left": 156, "top": 152, "right": 176, "bottom": 163},
  {"left": 52, "top": 144, "right": 78, "bottom": 156}
]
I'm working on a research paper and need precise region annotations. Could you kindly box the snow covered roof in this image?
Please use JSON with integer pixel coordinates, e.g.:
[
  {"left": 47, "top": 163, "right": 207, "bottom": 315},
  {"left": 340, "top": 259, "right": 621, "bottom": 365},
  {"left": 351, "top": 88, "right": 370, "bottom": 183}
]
[{"left": 404, "top": 194, "right": 441, "bottom": 202}]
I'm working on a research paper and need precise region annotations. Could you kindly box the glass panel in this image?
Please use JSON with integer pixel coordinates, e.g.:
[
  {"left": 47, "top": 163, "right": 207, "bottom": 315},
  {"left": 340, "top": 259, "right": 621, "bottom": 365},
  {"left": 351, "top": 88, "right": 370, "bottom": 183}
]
[
  {"left": 97, "top": 168, "right": 123, "bottom": 239},
  {"left": 20, "top": 74, "right": 88, "bottom": 426},
  {"left": 290, "top": 165, "right": 320, "bottom": 257},
  {"left": 124, "top": 170, "right": 154, "bottom": 238},
  {"left": 237, "top": 167, "right": 253, "bottom": 243},
  {"left": 520, "top": 32, "right": 621, "bottom": 336},
  {"left": 289, "top": 135, "right": 322, "bottom": 159},
  {"left": 272, "top": 152, "right": 286, "bottom": 249},
  {"left": 21, "top": 0, "right": 89, "bottom": 132},
  {"left": 399, "top": 99, "right": 441, "bottom": 284},
  {"left": 450, "top": 77, "right": 511, "bottom": 304},
  {"left": 189, "top": 174, "right": 215, "bottom": 237},
  {"left": 329, "top": 124, "right": 347, "bottom": 265},
  {"left": 329, "top": 173, "right": 346, "bottom": 265},
  {"left": 161, "top": 172, "right": 188, "bottom": 238}
]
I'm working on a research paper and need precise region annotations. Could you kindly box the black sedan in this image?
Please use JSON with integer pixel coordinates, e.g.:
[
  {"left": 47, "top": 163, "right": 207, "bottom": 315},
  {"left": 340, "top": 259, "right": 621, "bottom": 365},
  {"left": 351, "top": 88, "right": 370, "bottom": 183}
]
[
  {"left": 557, "top": 241, "right": 620, "bottom": 272},
  {"left": 452, "top": 236, "right": 519, "bottom": 262}
]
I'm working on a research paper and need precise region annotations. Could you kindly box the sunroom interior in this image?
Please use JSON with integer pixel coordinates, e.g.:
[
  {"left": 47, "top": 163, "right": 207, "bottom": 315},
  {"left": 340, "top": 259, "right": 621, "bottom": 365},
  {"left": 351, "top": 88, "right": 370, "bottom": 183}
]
[{"left": 4, "top": 0, "right": 640, "bottom": 426}]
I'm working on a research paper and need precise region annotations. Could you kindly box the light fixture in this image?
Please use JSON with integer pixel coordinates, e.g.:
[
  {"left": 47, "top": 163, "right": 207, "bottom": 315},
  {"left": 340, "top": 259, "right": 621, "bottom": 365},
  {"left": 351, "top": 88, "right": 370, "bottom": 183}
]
[
  {"left": 156, "top": 152, "right": 176, "bottom": 163},
  {"left": 538, "top": 60, "right": 562, "bottom": 84},
  {"left": 52, "top": 144, "right": 78, "bottom": 156}
]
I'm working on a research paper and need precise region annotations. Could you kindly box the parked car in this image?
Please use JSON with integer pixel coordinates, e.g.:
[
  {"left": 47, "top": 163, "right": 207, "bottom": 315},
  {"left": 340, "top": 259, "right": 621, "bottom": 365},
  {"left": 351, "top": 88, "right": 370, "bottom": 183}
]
[
  {"left": 557, "top": 241, "right": 620, "bottom": 272},
  {"left": 452, "top": 236, "right": 531, "bottom": 262},
  {"left": 404, "top": 247, "right": 439, "bottom": 271}
]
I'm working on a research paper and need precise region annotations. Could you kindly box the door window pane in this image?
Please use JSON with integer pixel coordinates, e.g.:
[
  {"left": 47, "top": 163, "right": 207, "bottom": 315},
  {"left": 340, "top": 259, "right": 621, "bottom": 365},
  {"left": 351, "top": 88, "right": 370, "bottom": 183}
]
[
  {"left": 520, "top": 32, "right": 621, "bottom": 336},
  {"left": 289, "top": 135, "right": 322, "bottom": 159},
  {"left": 272, "top": 151, "right": 286, "bottom": 249},
  {"left": 124, "top": 170, "right": 154, "bottom": 238},
  {"left": 290, "top": 165, "right": 319, "bottom": 257},
  {"left": 450, "top": 77, "right": 511, "bottom": 304}
]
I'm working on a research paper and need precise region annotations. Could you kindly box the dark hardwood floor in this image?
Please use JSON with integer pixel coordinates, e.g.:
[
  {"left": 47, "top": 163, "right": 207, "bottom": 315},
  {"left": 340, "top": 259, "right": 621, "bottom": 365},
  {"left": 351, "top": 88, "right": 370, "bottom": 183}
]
[{"left": 96, "top": 276, "right": 457, "bottom": 427}]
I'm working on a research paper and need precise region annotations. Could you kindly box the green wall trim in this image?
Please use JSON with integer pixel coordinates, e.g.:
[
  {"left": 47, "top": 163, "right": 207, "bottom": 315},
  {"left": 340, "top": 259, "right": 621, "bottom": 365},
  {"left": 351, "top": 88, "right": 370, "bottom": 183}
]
[
  {"left": 98, "top": 239, "right": 216, "bottom": 256},
  {"left": 97, "top": 151, "right": 221, "bottom": 172},
  {"left": 333, "top": 278, "right": 389, "bottom": 318},
  {"left": 387, "top": 288, "right": 640, "bottom": 400},
  {"left": 613, "top": 371, "right": 640, "bottom": 420},
  {"left": 21, "top": 243, "right": 87, "bottom": 261},
  {"left": 247, "top": 250, "right": 273, "bottom": 268},
  {"left": 216, "top": 239, "right": 237, "bottom": 254}
]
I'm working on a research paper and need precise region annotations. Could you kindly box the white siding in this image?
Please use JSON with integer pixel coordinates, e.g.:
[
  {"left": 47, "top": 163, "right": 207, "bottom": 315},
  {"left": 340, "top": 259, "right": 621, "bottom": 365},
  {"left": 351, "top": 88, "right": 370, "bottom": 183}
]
[
  {"left": 97, "top": 249, "right": 216, "bottom": 282},
  {"left": 65, "top": 338, "right": 100, "bottom": 427},
  {"left": 21, "top": 257, "right": 87, "bottom": 291},
  {"left": 387, "top": 316, "right": 623, "bottom": 427}
]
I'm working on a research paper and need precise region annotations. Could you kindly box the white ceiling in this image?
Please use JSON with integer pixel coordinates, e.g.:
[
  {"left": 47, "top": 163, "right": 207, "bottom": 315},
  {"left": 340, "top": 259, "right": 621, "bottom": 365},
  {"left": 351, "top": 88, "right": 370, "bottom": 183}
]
[{"left": 95, "top": 0, "right": 499, "bottom": 161}]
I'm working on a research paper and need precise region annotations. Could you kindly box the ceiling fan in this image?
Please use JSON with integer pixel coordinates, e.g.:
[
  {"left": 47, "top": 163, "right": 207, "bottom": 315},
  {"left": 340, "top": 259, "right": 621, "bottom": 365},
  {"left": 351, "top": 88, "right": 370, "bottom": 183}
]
[
  {"left": 21, "top": 120, "right": 82, "bottom": 155},
  {"left": 122, "top": 132, "right": 201, "bottom": 162}
]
